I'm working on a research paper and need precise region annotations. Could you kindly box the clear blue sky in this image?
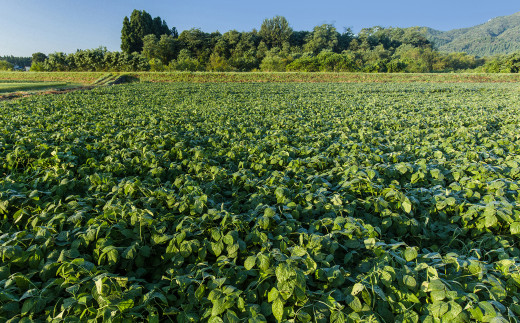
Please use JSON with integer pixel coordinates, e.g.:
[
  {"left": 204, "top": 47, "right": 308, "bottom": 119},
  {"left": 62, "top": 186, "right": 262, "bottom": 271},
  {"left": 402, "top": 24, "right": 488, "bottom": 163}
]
[{"left": 1, "top": 0, "right": 518, "bottom": 56}]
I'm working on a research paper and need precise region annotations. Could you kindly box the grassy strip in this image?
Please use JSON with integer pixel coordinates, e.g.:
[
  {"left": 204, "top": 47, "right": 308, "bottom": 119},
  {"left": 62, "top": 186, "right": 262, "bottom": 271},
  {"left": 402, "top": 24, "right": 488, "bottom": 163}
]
[{"left": 1, "top": 71, "right": 520, "bottom": 83}]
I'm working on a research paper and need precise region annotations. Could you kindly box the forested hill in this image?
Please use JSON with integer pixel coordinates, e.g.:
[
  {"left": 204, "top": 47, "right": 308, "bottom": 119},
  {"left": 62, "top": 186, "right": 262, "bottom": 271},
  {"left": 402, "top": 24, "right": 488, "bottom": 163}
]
[{"left": 419, "top": 11, "right": 520, "bottom": 57}]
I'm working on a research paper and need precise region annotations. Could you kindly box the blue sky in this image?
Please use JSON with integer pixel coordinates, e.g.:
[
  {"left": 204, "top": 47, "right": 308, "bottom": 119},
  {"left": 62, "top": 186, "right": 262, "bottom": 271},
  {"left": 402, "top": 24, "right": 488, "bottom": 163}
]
[{"left": 1, "top": 0, "right": 518, "bottom": 56}]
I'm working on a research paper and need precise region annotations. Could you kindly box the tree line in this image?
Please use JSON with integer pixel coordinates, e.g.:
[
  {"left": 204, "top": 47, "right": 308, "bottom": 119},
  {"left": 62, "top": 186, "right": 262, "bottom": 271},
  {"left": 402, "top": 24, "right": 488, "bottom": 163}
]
[
  {"left": 0, "top": 56, "right": 32, "bottom": 71},
  {"left": 21, "top": 10, "right": 520, "bottom": 73}
]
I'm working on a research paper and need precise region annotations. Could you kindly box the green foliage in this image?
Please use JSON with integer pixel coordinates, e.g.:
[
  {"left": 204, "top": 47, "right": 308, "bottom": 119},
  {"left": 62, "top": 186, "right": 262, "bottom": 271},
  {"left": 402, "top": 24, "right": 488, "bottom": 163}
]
[
  {"left": 2, "top": 82, "right": 520, "bottom": 322},
  {"left": 30, "top": 53, "right": 47, "bottom": 71},
  {"left": 287, "top": 51, "right": 357, "bottom": 72},
  {"left": 31, "top": 11, "right": 488, "bottom": 73},
  {"left": 304, "top": 24, "right": 339, "bottom": 54},
  {"left": 168, "top": 49, "right": 204, "bottom": 71},
  {"left": 31, "top": 52, "right": 47, "bottom": 64},
  {"left": 259, "top": 52, "right": 287, "bottom": 72},
  {"left": 142, "top": 34, "right": 180, "bottom": 66},
  {"left": 142, "top": 34, "right": 160, "bottom": 61},
  {"left": 177, "top": 28, "right": 212, "bottom": 62},
  {"left": 157, "top": 34, "right": 178, "bottom": 64},
  {"left": 259, "top": 16, "right": 293, "bottom": 49},
  {"left": 286, "top": 54, "right": 321, "bottom": 72},
  {"left": 29, "top": 62, "right": 45, "bottom": 72},
  {"left": 477, "top": 52, "right": 520, "bottom": 73},
  {"left": 0, "top": 60, "right": 14, "bottom": 71},
  {"left": 207, "top": 53, "right": 232, "bottom": 72},
  {"left": 148, "top": 58, "right": 166, "bottom": 72},
  {"left": 36, "top": 49, "right": 150, "bottom": 72}
]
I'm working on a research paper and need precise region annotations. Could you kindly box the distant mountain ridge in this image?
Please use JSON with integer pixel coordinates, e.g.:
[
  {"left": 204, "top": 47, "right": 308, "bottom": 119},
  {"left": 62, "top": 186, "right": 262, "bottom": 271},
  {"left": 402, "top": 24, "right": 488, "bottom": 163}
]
[{"left": 418, "top": 11, "right": 520, "bottom": 57}]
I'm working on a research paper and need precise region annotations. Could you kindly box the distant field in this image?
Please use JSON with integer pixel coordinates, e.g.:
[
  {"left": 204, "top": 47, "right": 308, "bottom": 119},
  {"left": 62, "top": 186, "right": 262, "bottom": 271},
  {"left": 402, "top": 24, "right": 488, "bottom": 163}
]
[
  {"left": 134, "top": 72, "right": 520, "bottom": 83},
  {"left": 1, "top": 71, "right": 520, "bottom": 84},
  {"left": 0, "top": 72, "right": 106, "bottom": 84},
  {"left": 0, "top": 81, "right": 70, "bottom": 93}
]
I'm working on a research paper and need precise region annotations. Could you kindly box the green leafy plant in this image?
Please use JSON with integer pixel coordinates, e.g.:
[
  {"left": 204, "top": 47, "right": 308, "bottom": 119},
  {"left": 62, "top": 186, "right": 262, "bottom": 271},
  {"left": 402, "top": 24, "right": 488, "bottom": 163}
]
[{"left": 1, "top": 82, "right": 520, "bottom": 322}]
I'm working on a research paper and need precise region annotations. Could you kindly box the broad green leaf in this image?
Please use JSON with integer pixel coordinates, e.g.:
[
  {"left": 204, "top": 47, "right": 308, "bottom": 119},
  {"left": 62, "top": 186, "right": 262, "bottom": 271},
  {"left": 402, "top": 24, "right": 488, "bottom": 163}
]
[
  {"left": 195, "top": 285, "right": 205, "bottom": 299},
  {"left": 268, "top": 288, "right": 279, "bottom": 303},
  {"left": 117, "top": 299, "right": 134, "bottom": 312},
  {"left": 347, "top": 295, "right": 363, "bottom": 312},
  {"left": 211, "top": 296, "right": 227, "bottom": 316},
  {"left": 404, "top": 247, "right": 418, "bottom": 262},
  {"left": 95, "top": 278, "right": 104, "bottom": 295},
  {"left": 397, "top": 311, "right": 419, "bottom": 323},
  {"left": 330, "top": 310, "right": 346, "bottom": 323},
  {"left": 296, "top": 311, "right": 312, "bottom": 322},
  {"left": 430, "top": 302, "right": 449, "bottom": 317},
  {"left": 244, "top": 256, "right": 256, "bottom": 270},
  {"left": 211, "top": 228, "right": 221, "bottom": 241},
  {"left": 445, "top": 197, "right": 456, "bottom": 206},
  {"left": 122, "top": 243, "right": 138, "bottom": 259},
  {"left": 264, "top": 207, "right": 276, "bottom": 217},
  {"left": 291, "top": 246, "right": 307, "bottom": 257},
  {"left": 429, "top": 279, "right": 445, "bottom": 291},
  {"left": 331, "top": 195, "right": 342, "bottom": 206},
  {"left": 352, "top": 283, "right": 364, "bottom": 295},
  {"left": 209, "top": 317, "right": 224, "bottom": 323},
  {"left": 485, "top": 213, "right": 498, "bottom": 228},
  {"left": 431, "top": 290, "right": 446, "bottom": 302},
  {"left": 226, "top": 310, "right": 240, "bottom": 323},
  {"left": 275, "top": 263, "right": 292, "bottom": 282},
  {"left": 403, "top": 275, "right": 417, "bottom": 289},
  {"left": 364, "top": 238, "right": 376, "bottom": 249},
  {"left": 257, "top": 254, "right": 270, "bottom": 271},
  {"left": 402, "top": 199, "right": 412, "bottom": 213},
  {"left": 211, "top": 241, "right": 224, "bottom": 257},
  {"left": 479, "top": 301, "right": 496, "bottom": 317},
  {"left": 21, "top": 298, "right": 36, "bottom": 316},
  {"left": 105, "top": 248, "right": 118, "bottom": 266},
  {"left": 511, "top": 222, "right": 520, "bottom": 235},
  {"left": 272, "top": 297, "right": 284, "bottom": 322}
]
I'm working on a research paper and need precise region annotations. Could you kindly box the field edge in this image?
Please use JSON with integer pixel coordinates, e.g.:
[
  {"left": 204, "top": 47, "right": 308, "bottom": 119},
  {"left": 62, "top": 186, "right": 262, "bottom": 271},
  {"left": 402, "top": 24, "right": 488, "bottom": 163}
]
[{"left": 1, "top": 71, "right": 520, "bottom": 84}]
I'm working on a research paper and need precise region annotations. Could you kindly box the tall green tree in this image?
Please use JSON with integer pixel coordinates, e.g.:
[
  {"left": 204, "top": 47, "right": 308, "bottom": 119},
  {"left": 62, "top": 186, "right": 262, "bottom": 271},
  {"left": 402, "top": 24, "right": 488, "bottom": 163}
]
[
  {"left": 304, "top": 24, "right": 339, "bottom": 54},
  {"left": 121, "top": 10, "right": 173, "bottom": 53},
  {"left": 289, "top": 31, "right": 311, "bottom": 48},
  {"left": 178, "top": 28, "right": 211, "bottom": 59},
  {"left": 157, "top": 34, "right": 178, "bottom": 63},
  {"left": 121, "top": 16, "right": 138, "bottom": 53},
  {"left": 141, "top": 34, "right": 160, "bottom": 60},
  {"left": 31, "top": 52, "right": 47, "bottom": 64},
  {"left": 0, "top": 60, "right": 13, "bottom": 71},
  {"left": 152, "top": 16, "right": 171, "bottom": 36},
  {"left": 142, "top": 34, "right": 178, "bottom": 64},
  {"left": 259, "top": 16, "right": 293, "bottom": 49}
]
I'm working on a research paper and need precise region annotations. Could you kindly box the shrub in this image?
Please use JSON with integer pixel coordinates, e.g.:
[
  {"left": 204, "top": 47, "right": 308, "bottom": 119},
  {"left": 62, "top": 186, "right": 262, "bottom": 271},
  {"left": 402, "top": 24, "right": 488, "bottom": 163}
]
[{"left": 0, "top": 60, "right": 14, "bottom": 71}]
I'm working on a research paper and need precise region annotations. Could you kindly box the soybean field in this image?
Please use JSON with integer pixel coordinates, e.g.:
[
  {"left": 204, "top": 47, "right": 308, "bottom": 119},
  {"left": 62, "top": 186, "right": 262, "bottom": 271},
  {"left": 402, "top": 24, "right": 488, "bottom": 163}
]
[{"left": 1, "top": 82, "right": 520, "bottom": 322}]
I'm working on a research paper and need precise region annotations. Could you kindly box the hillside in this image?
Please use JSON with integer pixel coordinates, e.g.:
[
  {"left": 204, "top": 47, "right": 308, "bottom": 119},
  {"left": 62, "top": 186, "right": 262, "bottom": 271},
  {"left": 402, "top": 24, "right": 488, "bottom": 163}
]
[{"left": 419, "top": 11, "right": 520, "bottom": 57}]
